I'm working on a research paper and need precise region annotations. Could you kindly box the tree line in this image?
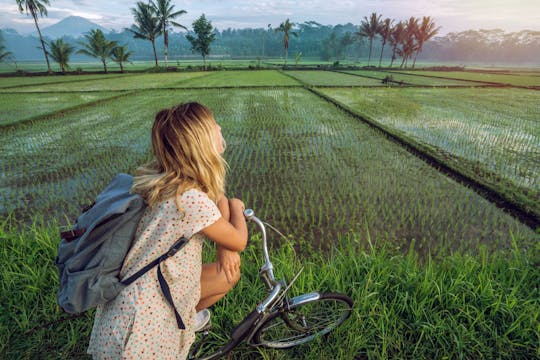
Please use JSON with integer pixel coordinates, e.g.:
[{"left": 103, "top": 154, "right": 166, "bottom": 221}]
[{"left": 4, "top": 1, "right": 539, "bottom": 72}]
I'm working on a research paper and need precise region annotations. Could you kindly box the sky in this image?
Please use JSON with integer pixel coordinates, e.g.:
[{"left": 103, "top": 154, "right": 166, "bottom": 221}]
[{"left": 1, "top": 0, "right": 540, "bottom": 35}]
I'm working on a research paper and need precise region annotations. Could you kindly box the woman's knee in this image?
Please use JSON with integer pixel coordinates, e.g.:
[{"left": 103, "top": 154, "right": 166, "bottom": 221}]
[{"left": 226, "top": 266, "right": 241, "bottom": 290}]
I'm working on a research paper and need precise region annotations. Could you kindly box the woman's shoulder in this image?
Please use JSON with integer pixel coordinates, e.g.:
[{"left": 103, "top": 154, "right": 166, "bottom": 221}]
[
  {"left": 179, "top": 188, "right": 218, "bottom": 212},
  {"left": 180, "top": 187, "right": 210, "bottom": 202}
]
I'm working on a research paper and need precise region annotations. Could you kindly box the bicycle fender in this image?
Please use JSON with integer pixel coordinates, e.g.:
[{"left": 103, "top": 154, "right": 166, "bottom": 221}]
[
  {"left": 230, "top": 309, "right": 261, "bottom": 341},
  {"left": 288, "top": 292, "right": 321, "bottom": 308}
]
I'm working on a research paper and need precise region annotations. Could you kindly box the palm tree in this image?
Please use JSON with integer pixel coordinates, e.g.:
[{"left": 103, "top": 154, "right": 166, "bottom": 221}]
[
  {"left": 16, "top": 0, "right": 52, "bottom": 73},
  {"left": 357, "top": 12, "right": 382, "bottom": 67},
  {"left": 77, "top": 29, "right": 117, "bottom": 73},
  {"left": 377, "top": 18, "right": 393, "bottom": 68},
  {"left": 412, "top": 16, "right": 440, "bottom": 68},
  {"left": 399, "top": 17, "right": 419, "bottom": 68},
  {"left": 274, "top": 19, "right": 298, "bottom": 66},
  {"left": 111, "top": 45, "right": 133, "bottom": 73},
  {"left": 47, "top": 38, "right": 75, "bottom": 73},
  {"left": 150, "top": 0, "right": 187, "bottom": 66},
  {"left": 129, "top": 2, "right": 161, "bottom": 67},
  {"left": 0, "top": 30, "right": 13, "bottom": 62},
  {"left": 388, "top": 21, "right": 405, "bottom": 68}
]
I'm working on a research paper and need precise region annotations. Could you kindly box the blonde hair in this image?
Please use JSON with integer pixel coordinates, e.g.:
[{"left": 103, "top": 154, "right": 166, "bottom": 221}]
[{"left": 132, "top": 102, "right": 226, "bottom": 207}]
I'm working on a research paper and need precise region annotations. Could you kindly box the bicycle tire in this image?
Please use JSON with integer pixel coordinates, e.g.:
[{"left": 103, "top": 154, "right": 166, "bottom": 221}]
[
  {"left": 253, "top": 292, "right": 353, "bottom": 348},
  {"left": 188, "top": 332, "right": 235, "bottom": 360}
]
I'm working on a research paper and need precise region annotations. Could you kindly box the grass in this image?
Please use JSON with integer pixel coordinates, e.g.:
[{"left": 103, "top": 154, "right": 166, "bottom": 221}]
[{"left": 1, "top": 217, "right": 538, "bottom": 359}]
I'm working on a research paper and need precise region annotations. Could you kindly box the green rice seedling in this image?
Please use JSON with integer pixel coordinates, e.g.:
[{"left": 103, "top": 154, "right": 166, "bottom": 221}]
[
  {"left": 2, "top": 72, "right": 211, "bottom": 92},
  {"left": 0, "top": 73, "right": 130, "bottom": 89},
  {"left": 285, "top": 70, "right": 383, "bottom": 86},
  {"left": 174, "top": 70, "right": 301, "bottom": 88},
  {"left": 339, "top": 70, "right": 481, "bottom": 86},
  {"left": 318, "top": 87, "right": 539, "bottom": 218},
  {"left": 391, "top": 70, "right": 540, "bottom": 87},
  {"left": 2, "top": 88, "right": 535, "bottom": 254},
  {"left": 0, "top": 92, "right": 128, "bottom": 126}
]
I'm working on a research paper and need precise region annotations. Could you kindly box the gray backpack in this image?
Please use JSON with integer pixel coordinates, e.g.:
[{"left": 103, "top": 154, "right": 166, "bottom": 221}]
[{"left": 56, "top": 173, "right": 188, "bottom": 329}]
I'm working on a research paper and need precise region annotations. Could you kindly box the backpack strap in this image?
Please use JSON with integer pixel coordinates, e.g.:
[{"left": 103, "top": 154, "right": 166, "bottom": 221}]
[{"left": 121, "top": 236, "right": 189, "bottom": 329}]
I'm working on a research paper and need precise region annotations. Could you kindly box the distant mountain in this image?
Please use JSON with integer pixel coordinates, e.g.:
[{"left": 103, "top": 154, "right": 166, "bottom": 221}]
[{"left": 41, "top": 16, "right": 108, "bottom": 38}]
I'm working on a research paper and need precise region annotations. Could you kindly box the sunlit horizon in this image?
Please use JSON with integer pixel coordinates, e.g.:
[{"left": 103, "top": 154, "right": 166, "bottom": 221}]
[{"left": 1, "top": 0, "right": 539, "bottom": 36}]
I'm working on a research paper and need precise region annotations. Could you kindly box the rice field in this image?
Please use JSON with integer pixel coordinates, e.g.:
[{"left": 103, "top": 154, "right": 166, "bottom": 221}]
[
  {"left": 391, "top": 70, "right": 540, "bottom": 87},
  {"left": 1, "top": 73, "right": 537, "bottom": 254},
  {"left": 339, "top": 70, "right": 482, "bottom": 86},
  {"left": 1, "top": 69, "right": 538, "bottom": 359},
  {"left": 0, "top": 73, "right": 126, "bottom": 89},
  {"left": 317, "top": 87, "right": 540, "bottom": 217},
  {"left": 0, "top": 92, "right": 129, "bottom": 126},
  {"left": 285, "top": 70, "right": 383, "bottom": 86}
]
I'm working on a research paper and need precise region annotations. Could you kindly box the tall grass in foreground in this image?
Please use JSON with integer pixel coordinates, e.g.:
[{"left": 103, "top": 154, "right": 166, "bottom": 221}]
[{"left": 1, "top": 217, "right": 538, "bottom": 359}]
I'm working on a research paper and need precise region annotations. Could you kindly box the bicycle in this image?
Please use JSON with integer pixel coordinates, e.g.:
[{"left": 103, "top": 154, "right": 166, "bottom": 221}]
[{"left": 188, "top": 209, "right": 353, "bottom": 359}]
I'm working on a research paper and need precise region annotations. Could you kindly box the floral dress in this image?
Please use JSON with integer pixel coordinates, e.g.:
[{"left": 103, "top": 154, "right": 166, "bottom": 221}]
[{"left": 87, "top": 189, "right": 221, "bottom": 359}]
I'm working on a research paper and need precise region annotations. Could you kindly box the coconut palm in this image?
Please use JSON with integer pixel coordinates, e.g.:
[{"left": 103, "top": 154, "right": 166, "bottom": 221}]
[
  {"left": 77, "top": 29, "right": 117, "bottom": 73},
  {"left": 412, "top": 16, "right": 440, "bottom": 68},
  {"left": 47, "top": 38, "right": 75, "bottom": 73},
  {"left": 16, "top": 0, "right": 52, "bottom": 73},
  {"left": 274, "top": 19, "right": 298, "bottom": 66},
  {"left": 399, "top": 17, "right": 419, "bottom": 68},
  {"left": 0, "top": 30, "right": 13, "bottom": 62},
  {"left": 356, "top": 12, "right": 382, "bottom": 67},
  {"left": 111, "top": 45, "right": 133, "bottom": 72},
  {"left": 150, "top": 0, "right": 187, "bottom": 66},
  {"left": 128, "top": 2, "right": 161, "bottom": 67},
  {"left": 388, "top": 21, "right": 405, "bottom": 68},
  {"left": 377, "top": 18, "right": 393, "bottom": 68}
]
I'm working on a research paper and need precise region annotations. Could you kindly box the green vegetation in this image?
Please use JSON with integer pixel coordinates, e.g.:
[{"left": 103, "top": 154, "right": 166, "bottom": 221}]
[
  {"left": 393, "top": 70, "right": 540, "bottom": 87},
  {"left": 1, "top": 218, "right": 538, "bottom": 359},
  {"left": 47, "top": 39, "right": 76, "bottom": 73},
  {"left": 1, "top": 70, "right": 538, "bottom": 358},
  {"left": 186, "top": 14, "right": 217, "bottom": 70},
  {"left": 128, "top": 2, "right": 162, "bottom": 67},
  {"left": 16, "top": 0, "right": 52, "bottom": 73},
  {"left": 0, "top": 73, "right": 126, "bottom": 89},
  {"left": 340, "top": 69, "right": 480, "bottom": 86},
  {"left": 1, "top": 72, "right": 210, "bottom": 92},
  {"left": 318, "top": 87, "right": 540, "bottom": 217},
  {"left": 0, "top": 91, "right": 128, "bottom": 126},
  {"left": 175, "top": 70, "right": 301, "bottom": 87},
  {"left": 150, "top": 0, "right": 187, "bottom": 66},
  {"left": 285, "top": 70, "right": 383, "bottom": 86},
  {"left": 274, "top": 18, "right": 298, "bottom": 65}
]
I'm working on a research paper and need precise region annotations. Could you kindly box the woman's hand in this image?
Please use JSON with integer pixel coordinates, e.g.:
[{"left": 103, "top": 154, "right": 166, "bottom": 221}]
[{"left": 217, "top": 246, "right": 241, "bottom": 283}]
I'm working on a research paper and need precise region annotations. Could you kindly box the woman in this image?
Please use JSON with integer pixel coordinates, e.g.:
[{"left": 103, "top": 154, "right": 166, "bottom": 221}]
[{"left": 88, "top": 102, "right": 248, "bottom": 359}]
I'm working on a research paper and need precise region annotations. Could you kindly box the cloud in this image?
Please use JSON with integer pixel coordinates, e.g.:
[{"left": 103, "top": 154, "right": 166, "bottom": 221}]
[{"left": 1, "top": 0, "right": 539, "bottom": 34}]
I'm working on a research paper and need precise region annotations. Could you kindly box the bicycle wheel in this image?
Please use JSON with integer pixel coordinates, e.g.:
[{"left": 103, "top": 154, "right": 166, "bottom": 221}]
[
  {"left": 253, "top": 292, "right": 353, "bottom": 348},
  {"left": 189, "top": 331, "right": 233, "bottom": 360}
]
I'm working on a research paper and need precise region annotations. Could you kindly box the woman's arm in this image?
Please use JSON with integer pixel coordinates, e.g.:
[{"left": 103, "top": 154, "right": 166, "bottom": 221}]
[{"left": 201, "top": 198, "right": 248, "bottom": 252}]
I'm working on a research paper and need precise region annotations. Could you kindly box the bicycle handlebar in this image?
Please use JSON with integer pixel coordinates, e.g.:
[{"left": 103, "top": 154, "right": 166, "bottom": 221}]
[{"left": 244, "top": 209, "right": 276, "bottom": 286}]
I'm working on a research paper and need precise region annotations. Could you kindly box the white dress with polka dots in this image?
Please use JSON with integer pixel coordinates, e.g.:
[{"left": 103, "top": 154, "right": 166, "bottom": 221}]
[{"left": 87, "top": 188, "right": 221, "bottom": 359}]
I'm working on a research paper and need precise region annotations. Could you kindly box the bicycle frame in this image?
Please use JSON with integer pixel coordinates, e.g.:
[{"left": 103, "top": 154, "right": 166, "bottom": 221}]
[{"left": 190, "top": 209, "right": 322, "bottom": 358}]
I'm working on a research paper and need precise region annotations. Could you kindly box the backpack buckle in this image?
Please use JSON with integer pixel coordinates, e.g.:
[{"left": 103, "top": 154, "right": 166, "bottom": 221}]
[{"left": 166, "top": 237, "right": 188, "bottom": 257}]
